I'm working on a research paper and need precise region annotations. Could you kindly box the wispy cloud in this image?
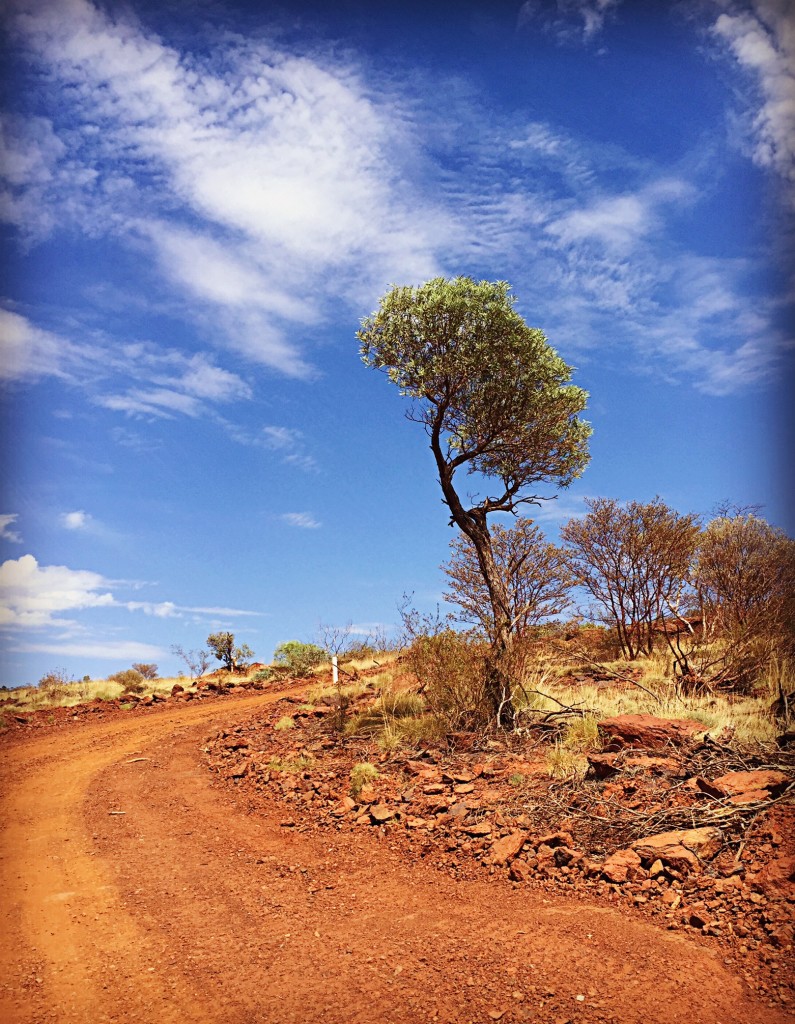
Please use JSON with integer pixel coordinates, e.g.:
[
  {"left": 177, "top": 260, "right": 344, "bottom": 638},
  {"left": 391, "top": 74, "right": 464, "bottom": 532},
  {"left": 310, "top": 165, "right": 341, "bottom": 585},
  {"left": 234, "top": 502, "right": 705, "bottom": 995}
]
[
  {"left": 0, "top": 514, "right": 23, "bottom": 543},
  {"left": 1, "top": 307, "right": 253, "bottom": 420},
  {"left": 280, "top": 512, "right": 321, "bottom": 529},
  {"left": 517, "top": 0, "right": 622, "bottom": 45},
  {"left": 709, "top": 0, "right": 795, "bottom": 203},
  {"left": 4, "top": 0, "right": 445, "bottom": 376},
  {"left": 11, "top": 639, "right": 166, "bottom": 660},
  {"left": 2, "top": 0, "right": 791, "bottom": 403}
]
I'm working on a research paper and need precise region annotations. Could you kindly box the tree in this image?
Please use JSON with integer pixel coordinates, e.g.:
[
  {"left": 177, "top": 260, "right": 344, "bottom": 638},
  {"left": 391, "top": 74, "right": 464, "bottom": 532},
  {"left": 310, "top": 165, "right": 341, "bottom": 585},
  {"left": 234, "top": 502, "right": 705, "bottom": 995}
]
[
  {"left": 359, "top": 276, "right": 591, "bottom": 724},
  {"left": 171, "top": 645, "right": 211, "bottom": 681},
  {"left": 206, "top": 632, "right": 254, "bottom": 673},
  {"left": 560, "top": 497, "right": 700, "bottom": 660},
  {"left": 132, "top": 662, "right": 158, "bottom": 680},
  {"left": 682, "top": 510, "right": 795, "bottom": 689},
  {"left": 443, "top": 519, "right": 571, "bottom": 643}
]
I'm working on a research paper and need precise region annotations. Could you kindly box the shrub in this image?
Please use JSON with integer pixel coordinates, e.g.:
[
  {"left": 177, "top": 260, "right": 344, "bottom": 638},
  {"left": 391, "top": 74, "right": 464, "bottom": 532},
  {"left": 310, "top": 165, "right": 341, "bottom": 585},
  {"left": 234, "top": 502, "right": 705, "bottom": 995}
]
[
  {"left": 37, "top": 669, "right": 73, "bottom": 702},
  {"left": 253, "top": 668, "right": 274, "bottom": 682},
  {"left": 406, "top": 629, "right": 491, "bottom": 731},
  {"left": 274, "top": 715, "right": 296, "bottom": 731},
  {"left": 350, "top": 762, "right": 379, "bottom": 799},
  {"left": 273, "top": 641, "right": 328, "bottom": 677},
  {"left": 108, "top": 668, "right": 146, "bottom": 693}
]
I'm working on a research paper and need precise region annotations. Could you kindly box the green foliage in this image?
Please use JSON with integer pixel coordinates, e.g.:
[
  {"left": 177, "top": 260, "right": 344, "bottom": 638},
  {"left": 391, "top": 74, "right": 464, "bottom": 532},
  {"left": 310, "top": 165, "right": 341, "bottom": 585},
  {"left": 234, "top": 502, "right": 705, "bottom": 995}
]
[
  {"left": 253, "top": 668, "right": 274, "bottom": 682},
  {"left": 107, "top": 668, "right": 146, "bottom": 693},
  {"left": 358, "top": 277, "right": 591, "bottom": 492},
  {"left": 349, "top": 762, "right": 379, "bottom": 799},
  {"left": 206, "top": 632, "right": 254, "bottom": 672},
  {"left": 274, "top": 715, "right": 296, "bottom": 731},
  {"left": 273, "top": 640, "right": 328, "bottom": 677}
]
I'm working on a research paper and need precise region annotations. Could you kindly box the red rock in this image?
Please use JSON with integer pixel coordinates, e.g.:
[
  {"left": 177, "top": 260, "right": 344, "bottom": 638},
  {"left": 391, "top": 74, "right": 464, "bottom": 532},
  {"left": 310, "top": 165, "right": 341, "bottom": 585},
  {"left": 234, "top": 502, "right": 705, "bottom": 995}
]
[
  {"left": 632, "top": 827, "right": 722, "bottom": 873},
  {"left": 171, "top": 684, "right": 185, "bottom": 696},
  {"left": 454, "top": 783, "right": 475, "bottom": 795},
  {"left": 711, "top": 770, "right": 790, "bottom": 798},
  {"left": 509, "top": 859, "right": 532, "bottom": 882},
  {"left": 601, "top": 848, "right": 643, "bottom": 884},
  {"left": 464, "top": 822, "right": 493, "bottom": 837},
  {"left": 754, "top": 854, "right": 795, "bottom": 898},
  {"left": 489, "top": 831, "right": 527, "bottom": 867},
  {"left": 536, "top": 830, "right": 574, "bottom": 849},
  {"left": 369, "top": 804, "right": 395, "bottom": 824},
  {"left": 599, "top": 714, "right": 703, "bottom": 750},
  {"left": 358, "top": 784, "right": 377, "bottom": 804},
  {"left": 587, "top": 753, "right": 620, "bottom": 779}
]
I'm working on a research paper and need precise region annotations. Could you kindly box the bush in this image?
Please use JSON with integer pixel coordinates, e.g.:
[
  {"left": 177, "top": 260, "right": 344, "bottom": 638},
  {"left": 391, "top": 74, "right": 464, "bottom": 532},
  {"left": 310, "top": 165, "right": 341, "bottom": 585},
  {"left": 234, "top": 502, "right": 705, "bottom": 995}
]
[
  {"left": 350, "top": 762, "right": 379, "bottom": 799},
  {"left": 108, "top": 668, "right": 146, "bottom": 694},
  {"left": 273, "top": 641, "right": 328, "bottom": 678},
  {"left": 253, "top": 668, "right": 275, "bottom": 682},
  {"left": 37, "top": 669, "right": 73, "bottom": 702},
  {"left": 405, "top": 629, "right": 491, "bottom": 731}
]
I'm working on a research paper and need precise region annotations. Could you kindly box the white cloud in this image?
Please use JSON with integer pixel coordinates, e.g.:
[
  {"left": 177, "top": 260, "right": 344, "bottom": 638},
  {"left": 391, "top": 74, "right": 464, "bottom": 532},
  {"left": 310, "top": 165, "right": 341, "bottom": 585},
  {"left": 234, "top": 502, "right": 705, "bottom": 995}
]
[
  {"left": 5, "top": 0, "right": 446, "bottom": 375},
  {"left": 0, "top": 552, "right": 264, "bottom": 630},
  {"left": 518, "top": 0, "right": 622, "bottom": 44},
  {"left": 0, "top": 554, "right": 114, "bottom": 627},
  {"left": 280, "top": 512, "right": 321, "bottom": 529},
  {"left": 711, "top": 1, "right": 795, "bottom": 201},
  {"left": 61, "top": 510, "right": 92, "bottom": 530},
  {"left": 1, "top": 307, "right": 253, "bottom": 421},
  {"left": 12, "top": 639, "right": 166, "bottom": 660},
  {"left": 0, "top": 515, "right": 23, "bottom": 543}
]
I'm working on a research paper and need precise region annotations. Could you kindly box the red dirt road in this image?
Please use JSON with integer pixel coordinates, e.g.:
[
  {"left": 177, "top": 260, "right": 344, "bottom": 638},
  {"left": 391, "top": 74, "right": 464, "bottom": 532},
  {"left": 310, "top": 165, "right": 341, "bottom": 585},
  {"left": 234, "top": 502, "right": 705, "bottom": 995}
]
[{"left": 1, "top": 691, "right": 791, "bottom": 1024}]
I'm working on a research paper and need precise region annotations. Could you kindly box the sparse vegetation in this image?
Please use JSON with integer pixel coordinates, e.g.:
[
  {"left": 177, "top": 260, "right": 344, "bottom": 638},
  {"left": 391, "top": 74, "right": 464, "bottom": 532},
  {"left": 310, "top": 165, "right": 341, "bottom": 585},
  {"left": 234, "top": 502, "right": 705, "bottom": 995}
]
[
  {"left": 273, "top": 640, "right": 327, "bottom": 677},
  {"left": 108, "top": 668, "right": 146, "bottom": 693},
  {"left": 349, "top": 762, "right": 379, "bottom": 799},
  {"left": 207, "top": 632, "right": 254, "bottom": 673}
]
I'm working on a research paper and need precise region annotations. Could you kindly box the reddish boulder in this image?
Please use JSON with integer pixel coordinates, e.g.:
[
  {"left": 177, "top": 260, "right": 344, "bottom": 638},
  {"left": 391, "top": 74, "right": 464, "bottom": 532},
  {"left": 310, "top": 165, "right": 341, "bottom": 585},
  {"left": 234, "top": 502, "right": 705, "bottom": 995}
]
[
  {"left": 711, "top": 770, "right": 790, "bottom": 800},
  {"left": 489, "top": 831, "right": 527, "bottom": 867},
  {"left": 599, "top": 714, "right": 703, "bottom": 751},
  {"left": 601, "top": 848, "right": 643, "bottom": 884},
  {"left": 632, "top": 827, "right": 722, "bottom": 873}
]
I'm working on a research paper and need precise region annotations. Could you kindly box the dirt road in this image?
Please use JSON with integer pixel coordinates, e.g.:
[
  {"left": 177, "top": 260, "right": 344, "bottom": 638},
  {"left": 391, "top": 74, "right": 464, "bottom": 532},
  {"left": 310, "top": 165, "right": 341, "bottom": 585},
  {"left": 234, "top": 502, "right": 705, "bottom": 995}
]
[{"left": 1, "top": 691, "right": 790, "bottom": 1024}]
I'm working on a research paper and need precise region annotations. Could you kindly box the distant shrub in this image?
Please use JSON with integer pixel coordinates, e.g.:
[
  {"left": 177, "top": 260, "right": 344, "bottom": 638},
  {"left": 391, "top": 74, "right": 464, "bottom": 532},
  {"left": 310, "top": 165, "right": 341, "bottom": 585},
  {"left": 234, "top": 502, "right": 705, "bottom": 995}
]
[
  {"left": 132, "top": 662, "right": 158, "bottom": 679},
  {"left": 273, "top": 641, "right": 328, "bottom": 678},
  {"left": 108, "top": 668, "right": 146, "bottom": 693},
  {"left": 253, "top": 668, "right": 274, "bottom": 682},
  {"left": 37, "top": 669, "right": 73, "bottom": 702}
]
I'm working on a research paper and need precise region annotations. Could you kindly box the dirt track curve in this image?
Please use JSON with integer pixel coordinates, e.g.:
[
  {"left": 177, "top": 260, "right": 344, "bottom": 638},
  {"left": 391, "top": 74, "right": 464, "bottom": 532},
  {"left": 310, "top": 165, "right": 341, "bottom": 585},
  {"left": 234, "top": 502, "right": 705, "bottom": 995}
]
[{"left": 1, "top": 689, "right": 791, "bottom": 1024}]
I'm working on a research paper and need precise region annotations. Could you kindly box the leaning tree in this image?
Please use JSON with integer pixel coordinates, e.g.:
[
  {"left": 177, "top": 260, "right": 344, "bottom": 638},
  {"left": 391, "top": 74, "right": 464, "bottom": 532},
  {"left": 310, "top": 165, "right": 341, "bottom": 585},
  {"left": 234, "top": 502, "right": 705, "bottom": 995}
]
[{"left": 358, "top": 276, "right": 591, "bottom": 724}]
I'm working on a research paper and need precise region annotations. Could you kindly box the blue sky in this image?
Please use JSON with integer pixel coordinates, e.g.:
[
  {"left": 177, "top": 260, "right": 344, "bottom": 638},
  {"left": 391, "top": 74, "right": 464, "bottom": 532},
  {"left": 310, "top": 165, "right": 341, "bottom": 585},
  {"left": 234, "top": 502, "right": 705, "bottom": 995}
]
[{"left": 1, "top": 0, "right": 793, "bottom": 686}]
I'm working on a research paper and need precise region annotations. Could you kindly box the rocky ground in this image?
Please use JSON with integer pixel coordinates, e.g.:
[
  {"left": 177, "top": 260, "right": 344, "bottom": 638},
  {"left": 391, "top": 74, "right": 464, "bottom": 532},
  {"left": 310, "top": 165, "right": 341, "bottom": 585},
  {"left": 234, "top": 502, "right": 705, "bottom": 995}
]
[{"left": 204, "top": 683, "right": 795, "bottom": 1010}]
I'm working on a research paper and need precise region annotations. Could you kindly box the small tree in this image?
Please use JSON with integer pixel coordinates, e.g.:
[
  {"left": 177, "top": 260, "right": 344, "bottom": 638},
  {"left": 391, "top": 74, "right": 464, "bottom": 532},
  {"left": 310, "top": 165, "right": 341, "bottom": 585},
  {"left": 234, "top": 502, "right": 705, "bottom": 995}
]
[
  {"left": 359, "top": 276, "right": 590, "bottom": 725},
  {"left": 132, "top": 662, "right": 158, "bottom": 680},
  {"left": 206, "top": 632, "right": 254, "bottom": 673},
  {"left": 443, "top": 519, "right": 571, "bottom": 643},
  {"left": 273, "top": 640, "right": 327, "bottom": 678},
  {"left": 561, "top": 497, "right": 700, "bottom": 660},
  {"left": 171, "top": 644, "right": 212, "bottom": 681},
  {"left": 679, "top": 510, "right": 795, "bottom": 689}
]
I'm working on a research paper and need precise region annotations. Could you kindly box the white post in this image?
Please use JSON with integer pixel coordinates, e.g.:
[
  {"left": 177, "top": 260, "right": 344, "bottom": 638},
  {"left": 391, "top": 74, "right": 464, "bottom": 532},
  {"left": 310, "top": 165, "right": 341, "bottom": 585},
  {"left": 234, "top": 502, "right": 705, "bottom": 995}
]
[{"left": 332, "top": 655, "right": 339, "bottom": 686}]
